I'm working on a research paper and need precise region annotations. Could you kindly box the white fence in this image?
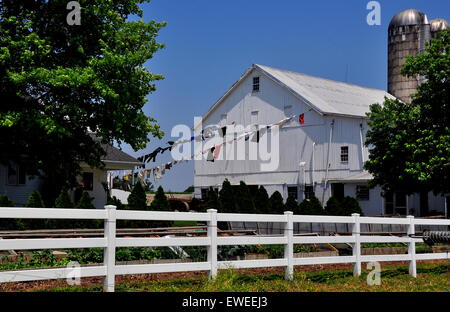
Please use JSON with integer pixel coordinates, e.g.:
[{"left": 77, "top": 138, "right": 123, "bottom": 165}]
[{"left": 0, "top": 206, "right": 450, "bottom": 291}]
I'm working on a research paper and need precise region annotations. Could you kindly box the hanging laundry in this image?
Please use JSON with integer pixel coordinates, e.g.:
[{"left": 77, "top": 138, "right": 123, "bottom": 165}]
[
  {"left": 146, "top": 147, "right": 163, "bottom": 162},
  {"left": 165, "top": 162, "right": 173, "bottom": 170},
  {"left": 220, "top": 126, "right": 227, "bottom": 137},
  {"left": 206, "top": 146, "right": 216, "bottom": 162},
  {"left": 299, "top": 113, "right": 305, "bottom": 125},
  {"left": 160, "top": 146, "right": 172, "bottom": 154},
  {"left": 213, "top": 144, "right": 222, "bottom": 159}
]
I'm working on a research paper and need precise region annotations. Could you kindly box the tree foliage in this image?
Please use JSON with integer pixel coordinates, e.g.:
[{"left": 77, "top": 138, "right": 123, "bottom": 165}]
[
  {"left": 150, "top": 186, "right": 170, "bottom": 211},
  {"left": 254, "top": 186, "right": 270, "bottom": 214},
  {"left": 128, "top": 181, "right": 148, "bottom": 211},
  {"left": 298, "top": 196, "right": 324, "bottom": 215},
  {"left": 218, "top": 179, "right": 236, "bottom": 213},
  {"left": 365, "top": 30, "right": 450, "bottom": 195},
  {"left": 0, "top": 1, "right": 165, "bottom": 203},
  {"left": 54, "top": 188, "right": 74, "bottom": 208},
  {"left": 204, "top": 187, "right": 219, "bottom": 211},
  {"left": 235, "top": 181, "right": 256, "bottom": 213},
  {"left": 268, "top": 191, "right": 284, "bottom": 214}
]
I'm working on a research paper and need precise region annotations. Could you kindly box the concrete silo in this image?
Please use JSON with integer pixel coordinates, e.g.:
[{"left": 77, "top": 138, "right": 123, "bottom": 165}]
[
  {"left": 430, "top": 18, "right": 450, "bottom": 38},
  {"left": 388, "top": 9, "right": 431, "bottom": 104}
]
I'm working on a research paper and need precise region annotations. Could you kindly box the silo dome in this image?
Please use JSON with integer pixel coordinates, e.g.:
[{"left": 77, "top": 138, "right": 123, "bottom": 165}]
[
  {"left": 430, "top": 18, "right": 450, "bottom": 32},
  {"left": 389, "top": 9, "right": 428, "bottom": 28}
]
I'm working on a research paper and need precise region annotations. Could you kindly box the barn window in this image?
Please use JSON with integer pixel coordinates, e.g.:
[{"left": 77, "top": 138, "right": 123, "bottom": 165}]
[
  {"left": 252, "top": 77, "right": 260, "bottom": 92},
  {"left": 251, "top": 111, "right": 259, "bottom": 124},
  {"left": 287, "top": 186, "right": 298, "bottom": 200},
  {"left": 340, "top": 146, "right": 349, "bottom": 163},
  {"left": 356, "top": 185, "right": 370, "bottom": 201},
  {"left": 7, "top": 164, "right": 26, "bottom": 185},
  {"left": 304, "top": 185, "right": 315, "bottom": 200}
]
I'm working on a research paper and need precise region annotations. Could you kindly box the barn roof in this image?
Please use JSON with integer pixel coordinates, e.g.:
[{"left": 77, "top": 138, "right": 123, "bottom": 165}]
[{"left": 203, "top": 64, "right": 395, "bottom": 120}]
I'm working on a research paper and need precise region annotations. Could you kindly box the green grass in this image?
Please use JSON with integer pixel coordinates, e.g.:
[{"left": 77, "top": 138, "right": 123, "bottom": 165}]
[
  {"left": 172, "top": 220, "right": 198, "bottom": 227},
  {"left": 42, "top": 262, "right": 450, "bottom": 292}
]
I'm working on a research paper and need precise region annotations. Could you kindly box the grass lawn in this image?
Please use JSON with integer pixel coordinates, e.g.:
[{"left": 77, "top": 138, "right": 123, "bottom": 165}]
[{"left": 42, "top": 262, "right": 450, "bottom": 292}]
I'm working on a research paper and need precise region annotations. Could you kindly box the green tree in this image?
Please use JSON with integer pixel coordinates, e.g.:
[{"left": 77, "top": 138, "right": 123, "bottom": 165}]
[
  {"left": 285, "top": 195, "right": 299, "bottom": 213},
  {"left": 128, "top": 182, "right": 148, "bottom": 211},
  {"left": 54, "top": 188, "right": 74, "bottom": 208},
  {"left": 324, "top": 197, "right": 344, "bottom": 216},
  {"left": 298, "top": 196, "right": 324, "bottom": 215},
  {"left": 26, "top": 190, "right": 45, "bottom": 208},
  {"left": 365, "top": 30, "right": 450, "bottom": 214},
  {"left": 218, "top": 179, "right": 236, "bottom": 213},
  {"left": 235, "top": 181, "right": 256, "bottom": 213},
  {"left": 254, "top": 186, "right": 270, "bottom": 214},
  {"left": 150, "top": 186, "right": 170, "bottom": 211},
  {"left": 204, "top": 187, "right": 219, "bottom": 211},
  {"left": 0, "top": 1, "right": 165, "bottom": 205},
  {"left": 76, "top": 191, "right": 95, "bottom": 209},
  {"left": 268, "top": 191, "right": 284, "bottom": 214}
]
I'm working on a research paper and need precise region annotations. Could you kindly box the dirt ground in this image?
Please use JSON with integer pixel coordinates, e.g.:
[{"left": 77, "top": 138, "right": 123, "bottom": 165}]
[{"left": 0, "top": 259, "right": 448, "bottom": 292}]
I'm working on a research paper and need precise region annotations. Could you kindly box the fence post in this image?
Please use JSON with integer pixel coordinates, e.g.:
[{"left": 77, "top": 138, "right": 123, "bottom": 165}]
[
  {"left": 207, "top": 209, "right": 218, "bottom": 279},
  {"left": 284, "top": 211, "right": 294, "bottom": 280},
  {"left": 103, "top": 205, "right": 117, "bottom": 292},
  {"left": 351, "top": 213, "right": 361, "bottom": 277},
  {"left": 407, "top": 215, "right": 417, "bottom": 277}
]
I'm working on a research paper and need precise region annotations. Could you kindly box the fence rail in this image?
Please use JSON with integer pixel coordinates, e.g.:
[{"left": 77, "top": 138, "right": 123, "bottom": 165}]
[{"left": 0, "top": 206, "right": 449, "bottom": 291}]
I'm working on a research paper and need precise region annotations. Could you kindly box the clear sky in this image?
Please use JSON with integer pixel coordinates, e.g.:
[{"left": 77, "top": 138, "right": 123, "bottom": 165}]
[{"left": 120, "top": 0, "right": 449, "bottom": 192}]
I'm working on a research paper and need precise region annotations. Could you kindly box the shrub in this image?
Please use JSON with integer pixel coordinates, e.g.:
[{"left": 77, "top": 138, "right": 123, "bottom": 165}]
[
  {"left": 128, "top": 182, "right": 148, "bottom": 211},
  {"left": 0, "top": 195, "right": 14, "bottom": 207},
  {"left": 236, "top": 181, "right": 256, "bottom": 213},
  {"left": 218, "top": 179, "right": 236, "bottom": 213},
  {"left": 268, "top": 191, "right": 284, "bottom": 214},
  {"left": 324, "top": 196, "right": 363, "bottom": 216},
  {"left": 54, "top": 188, "right": 74, "bottom": 208},
  {"left": 254, "top": 186, "right": 270, "bottom": 214},
  {"left": 150, "top": 186, "right": 170, "bottom": 211},
  {"left": 204, "top": 187, "right": 219, "bottom": 210},
  {"left": 76, "top": 191, "right": 95, "bottom": 209},
  {"left": 26, "top": 190, "right": 45, "bottom": 208},
  {"left": 298, "top": 196, "right": 324, "bottom": 215},
  {"left": 285, "top": 195, "right": 299, "bottom": 213}
]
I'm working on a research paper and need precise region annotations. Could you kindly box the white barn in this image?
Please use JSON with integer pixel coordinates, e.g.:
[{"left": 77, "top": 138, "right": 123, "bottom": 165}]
[{"left": 194, "top": 64, "right": 448, "bottom": 217}]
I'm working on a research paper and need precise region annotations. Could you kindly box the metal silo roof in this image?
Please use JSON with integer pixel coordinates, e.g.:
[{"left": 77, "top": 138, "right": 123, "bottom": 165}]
[
  {"left": 389, "top": 9, "right": 428, "bottom": 28},
  {"left": 430, "top": 18, "right": 450, "bottom": 32}
]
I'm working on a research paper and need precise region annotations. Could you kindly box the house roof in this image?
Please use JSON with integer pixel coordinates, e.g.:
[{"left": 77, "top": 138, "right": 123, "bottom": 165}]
[
  {"left": 202, "top": 64, "right": 395, "bottom": 121},
  {"left": 100, "top": 143, "right": 143, "bottom": 166}
]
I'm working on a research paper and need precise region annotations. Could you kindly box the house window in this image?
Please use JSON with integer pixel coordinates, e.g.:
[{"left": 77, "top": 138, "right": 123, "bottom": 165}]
[
  {"left": 252, "top": 77, "right": 260, "bottom": 92},
  {"left": 251, "top": 111, "right": 259, "bottom": 124},
  {"left": 7, "top": 164, "right": 26, "bottom": 185},
  {"left": 304, "top": 185, "right": 315, "bottom": 200},
  {"left": 82, "top": 172, "right": 94, "bottom": 191},
  {"left": 287, "top": 186, "right": 298, "bottom": 200},
  {"left": 356, "top": 185, "right": 370, "bottom": 201},
  {"left": 340, "top": 146, "right": 349, "bottom": 163}
]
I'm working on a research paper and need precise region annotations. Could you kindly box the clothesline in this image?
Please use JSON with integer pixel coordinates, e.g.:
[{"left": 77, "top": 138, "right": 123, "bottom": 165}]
[{"left": 135, "top": 113, "right": 305, "bottom": 182}]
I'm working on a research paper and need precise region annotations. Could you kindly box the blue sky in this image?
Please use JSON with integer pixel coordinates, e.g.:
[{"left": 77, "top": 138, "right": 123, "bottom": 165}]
[{"left": 120, "top": 0, "right": 449, "bottom": 192}]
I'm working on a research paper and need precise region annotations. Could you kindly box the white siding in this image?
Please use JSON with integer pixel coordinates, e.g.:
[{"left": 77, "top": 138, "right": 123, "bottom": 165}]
[{"left": 0, "top": 165, "right": 44, "bottom": 206}]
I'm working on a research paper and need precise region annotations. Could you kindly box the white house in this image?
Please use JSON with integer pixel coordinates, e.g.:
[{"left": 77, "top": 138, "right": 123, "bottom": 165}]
[
  {"left": 194, "top": 64, "right": 448, "bottom": 217},
  {"left": 0, "top": 143, "right": 142, "bottom": 209}
]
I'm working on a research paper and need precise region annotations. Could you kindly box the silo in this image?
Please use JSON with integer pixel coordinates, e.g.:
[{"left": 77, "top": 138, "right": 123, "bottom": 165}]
[
  {"left": 388, "top": 9, "right": 431, "bottom": 104},
  {"left": 430, "top": 18, "right": 450, "bottom": 38}
]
